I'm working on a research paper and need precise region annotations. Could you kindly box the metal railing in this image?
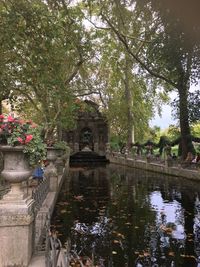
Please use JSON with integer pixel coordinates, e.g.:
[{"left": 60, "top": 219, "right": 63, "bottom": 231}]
[
  {"left": 32, "top": 175, "right": 50, "bottom": 213},
  {"left": 45, "top": 214, "right": 70, "bottom": 267}
]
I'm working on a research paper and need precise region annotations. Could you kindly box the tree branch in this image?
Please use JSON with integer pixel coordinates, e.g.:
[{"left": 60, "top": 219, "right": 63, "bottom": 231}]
[
  {"left": 64, "top": 59, "right": 84, "bottom": 85},
  {"left": 101, "top": 14, "right": 178, "bottom": 89}
]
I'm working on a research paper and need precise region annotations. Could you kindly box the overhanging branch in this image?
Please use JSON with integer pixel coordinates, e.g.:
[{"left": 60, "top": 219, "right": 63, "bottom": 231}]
[{"left": 101, "top": 14, "right": 178, "bottom": 89}]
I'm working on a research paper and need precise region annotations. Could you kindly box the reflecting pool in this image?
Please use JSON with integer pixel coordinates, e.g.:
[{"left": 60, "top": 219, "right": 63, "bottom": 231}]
[{"left": 51, "top": 164, "right": 200, "bottom": 266}]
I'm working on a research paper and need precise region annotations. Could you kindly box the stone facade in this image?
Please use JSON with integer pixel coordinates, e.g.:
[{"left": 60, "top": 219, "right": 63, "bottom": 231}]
[{"left": 62, "top": 100, "right": 109, "bottom": 156}]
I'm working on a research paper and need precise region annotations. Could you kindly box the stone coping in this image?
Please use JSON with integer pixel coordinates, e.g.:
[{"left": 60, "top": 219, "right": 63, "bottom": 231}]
[{"left": 109, "top": 154, "right": 200, "bottom": 181}]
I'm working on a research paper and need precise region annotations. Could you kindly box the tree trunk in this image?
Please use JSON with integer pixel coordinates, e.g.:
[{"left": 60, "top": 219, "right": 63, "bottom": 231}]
[
  {"left": 124, "top": 54, "right": 134, "bottom": 149},
  {"left": 178, "top": 83, "right": 195, "bottom": 159}
]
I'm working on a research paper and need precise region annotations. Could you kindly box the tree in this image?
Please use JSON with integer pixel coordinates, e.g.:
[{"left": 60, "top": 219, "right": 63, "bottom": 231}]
[
  {"left": 172, "top": 90, "right": 200, "bottom": 124},
  {"left": 88, "top": 0, "right": 200, "bottom": 158},
  {"left": 0, "top": 0, "right": 92, "bottom": 140},
  {"left": 83, "top": 0, "right": 168, "bottom": 145}
]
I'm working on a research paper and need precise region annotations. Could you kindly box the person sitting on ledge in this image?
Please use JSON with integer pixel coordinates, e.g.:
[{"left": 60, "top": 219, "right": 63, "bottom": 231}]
[
  {"left": 192, "top": 152, "right": 200, "bottom": 163},
  {"left": 33, "top": 166, "right": 44, "bottom": 183},
  {"left": 185, "top": 151, "right": 194, "bottom": 163}
]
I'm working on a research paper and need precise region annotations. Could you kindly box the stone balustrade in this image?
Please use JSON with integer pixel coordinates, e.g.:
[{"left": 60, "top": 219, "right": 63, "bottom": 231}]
[
  {"left": 0, "top": 146, "right": 70, "bottom": 267},
  {"left": 109, "top": 152, "right": 200, "bottom": 181}
]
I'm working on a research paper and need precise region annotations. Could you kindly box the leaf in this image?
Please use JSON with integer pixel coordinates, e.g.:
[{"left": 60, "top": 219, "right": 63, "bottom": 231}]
[{"left": 60, "top": 209, "right": 67, "bottom": 214}]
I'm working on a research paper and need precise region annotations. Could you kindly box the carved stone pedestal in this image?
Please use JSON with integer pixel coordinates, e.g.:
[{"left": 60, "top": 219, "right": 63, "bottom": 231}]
[
  {"left": 0, "top": 198, "right": 34, "bottom": 267},
  {"left": 0, "top": 145, "right": 34, "bottom": 267}
]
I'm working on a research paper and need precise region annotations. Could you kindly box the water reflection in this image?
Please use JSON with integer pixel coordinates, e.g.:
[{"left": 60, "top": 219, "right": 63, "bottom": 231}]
[{"left": 51, "top": 164, "right": 200, "bottom": 266}]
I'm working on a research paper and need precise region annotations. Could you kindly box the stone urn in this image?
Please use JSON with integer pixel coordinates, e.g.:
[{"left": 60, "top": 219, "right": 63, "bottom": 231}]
[
  {"left": 45, "top": 147, "right": 59, "bottom": 176},
  {"left": 0, "top": 145, "right": 32, "bottom": 201}
]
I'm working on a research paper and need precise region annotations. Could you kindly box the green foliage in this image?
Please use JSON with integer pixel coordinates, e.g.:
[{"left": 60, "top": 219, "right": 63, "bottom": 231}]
[
  {"left": 172, "top": 90, "right": 200, "bottom": 123},
  {"left": 0, "top": 0, "right": 92, "bottom": 138},
  {"left": 167, "top": 125, "right": 180, "bottom": 141},
  {"left": 191, "top": 123, "right": 200, "bottom": 137},
  {"left": 53, "top": 140, "right": 69, "bottom": 153},
  {"left": 23, "top": 126, "right": 47, "bottom": 167}
]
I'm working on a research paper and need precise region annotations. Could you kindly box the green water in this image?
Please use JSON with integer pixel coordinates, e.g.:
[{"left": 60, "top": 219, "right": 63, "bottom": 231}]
[{"left": 51, "top": 164, "right": 200, "bottom": 266}]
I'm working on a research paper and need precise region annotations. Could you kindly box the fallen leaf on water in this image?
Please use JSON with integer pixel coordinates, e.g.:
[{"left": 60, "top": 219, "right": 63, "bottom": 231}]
[
  {"left": 74, "top": 195, "right": 84, "bottom": 201},
  {"left": 60, "top": 209, "right": 67, "bottom": 214},
  {"left": 117, "top": 233, "right": 125, "bottom": 239},
  {"left": 143, "top": 252, "right": 150, "bottom": 257},
  {"left": 168, "top": 251, "right": 175, "bottom": 256}
]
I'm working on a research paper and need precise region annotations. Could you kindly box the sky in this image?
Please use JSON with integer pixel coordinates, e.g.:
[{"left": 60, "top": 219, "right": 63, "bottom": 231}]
[
  {"left": 150, "top": 83, "right": 200, "bottom": 129},
  {"left": 150, "top": 103, "right": 177, "bottom": 129}
]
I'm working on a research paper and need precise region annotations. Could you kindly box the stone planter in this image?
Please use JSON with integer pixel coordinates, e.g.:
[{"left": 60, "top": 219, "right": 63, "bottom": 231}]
[
  {"left": 0, "top": 145, "right": 32, "bottom": 201},
  {"left": 46, "top": 147, "right": 60, "bottom": 172}
]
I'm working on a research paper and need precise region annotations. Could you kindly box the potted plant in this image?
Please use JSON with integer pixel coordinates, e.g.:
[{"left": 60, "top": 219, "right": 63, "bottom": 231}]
[
  {"left": 0, "top": 114, "right": 47, "bottom": 199},
  {"left": 0, "top": 114, "right": 47, "bottom": 166}
]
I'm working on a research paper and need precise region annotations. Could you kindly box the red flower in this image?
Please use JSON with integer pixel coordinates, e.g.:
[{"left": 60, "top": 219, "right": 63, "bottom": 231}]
[
  {"left": 0, "top": 114, "right": 4, "bottom": 120},
  {"left": 7, "top": 115, "right": 15, "bottom": 122},
  {"left": 25, "top": 134, "right": 33, "bottom": 144},
  {"left": 17, "top": 137, "right": 24, "bottom": 144}
]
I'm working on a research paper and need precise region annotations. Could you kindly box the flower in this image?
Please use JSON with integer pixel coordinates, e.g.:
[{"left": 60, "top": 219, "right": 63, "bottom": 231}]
[{"left": 0, "top": 114, "right": 47, "bottom": 166}]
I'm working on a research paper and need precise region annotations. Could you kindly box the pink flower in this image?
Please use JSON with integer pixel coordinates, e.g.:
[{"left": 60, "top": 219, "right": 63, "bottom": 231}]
[
  {"left": 0, "top": 114, "right": 4, "bottom": 119},
  {"left": 7, "top": 115, "right": 15, "bottom": 122},
  {"left": 30, "top": 123, "right": 37, "bottom": 128},
  {"left": 17, "top": 137, "right": 24, "bottom": 144},
  {"left": 25, "top": 134, "right": 33, "bottom": 143}
]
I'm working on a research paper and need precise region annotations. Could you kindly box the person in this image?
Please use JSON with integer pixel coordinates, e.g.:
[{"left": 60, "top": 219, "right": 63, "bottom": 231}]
[
  {"left": 164, "top": 144, "right": 172, "bottom": 157},
  {"left": 185, "top": 151, "right": 194, "bottom": 163},
  {"left": 192, "top": 152, "right": 200, "bottom": 163},
  {"left": 196, "top": 153, "right": 200, "bottom": 163},
  {"left": 172, "top": 153, "right": 177, "bottom": 159},
  {"left": 33, "top": 166, "right": 44, "bottom": 182},
  {"left": 183, "top": 152, "right": 195, "bottom": 169}
]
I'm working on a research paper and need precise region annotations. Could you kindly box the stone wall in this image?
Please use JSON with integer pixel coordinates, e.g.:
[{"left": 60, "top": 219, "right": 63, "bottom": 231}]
[{"left": 109, "top": 154, "right": 200, "bottom": 181}]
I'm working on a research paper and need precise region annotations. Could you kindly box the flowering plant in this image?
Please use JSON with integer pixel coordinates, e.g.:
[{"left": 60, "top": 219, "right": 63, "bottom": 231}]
[{"left": 0, "top": 114, "right": 47, "bottom": 167}]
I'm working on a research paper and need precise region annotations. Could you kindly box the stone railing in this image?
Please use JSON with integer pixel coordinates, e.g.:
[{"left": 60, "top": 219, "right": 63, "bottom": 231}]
[
  {"left": 111, "top": 151, "right": 200, "bottom": 170},
  {"left": 109, "top": 152, "right": 200, "bottom": 181}
]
